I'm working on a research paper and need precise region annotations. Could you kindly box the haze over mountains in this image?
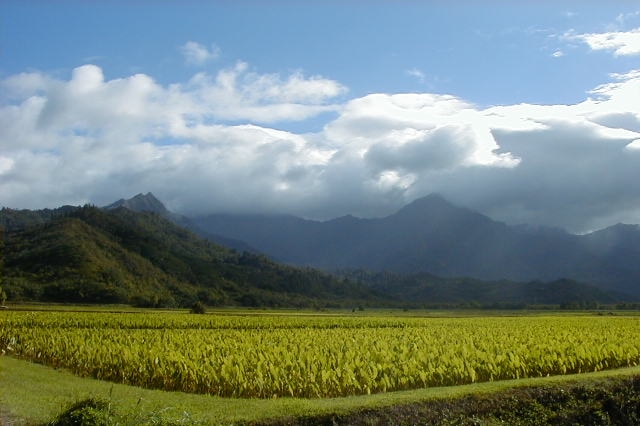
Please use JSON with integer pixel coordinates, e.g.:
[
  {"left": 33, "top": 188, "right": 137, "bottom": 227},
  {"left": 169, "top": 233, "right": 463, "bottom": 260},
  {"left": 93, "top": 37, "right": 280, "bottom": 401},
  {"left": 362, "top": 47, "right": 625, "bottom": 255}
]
[{"left": 191, "top": 193, "right": 640, "bottom": 298}]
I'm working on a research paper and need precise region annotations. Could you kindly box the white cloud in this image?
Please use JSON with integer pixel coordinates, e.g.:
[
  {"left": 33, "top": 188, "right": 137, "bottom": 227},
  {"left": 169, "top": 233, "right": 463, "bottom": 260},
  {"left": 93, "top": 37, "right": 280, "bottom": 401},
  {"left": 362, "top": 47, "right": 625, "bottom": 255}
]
[
  {"left": 1, "top": 63, "right": 640, "bottom": 232},
  {"left": 0, "top": 63, "right": 346, "bottom": 213},
  {"left": 569, "top": 28, "right": 640, "bottom": 56},
  {"left": 324, "top": 93, "right": 521, "bottom": 177},
  {"left": 0, "top": 71, "right": 51, "bottom": 101},
  {"left": 181, "top": 61, "right": 347, "bottom": 123},
  {"left": 180, "top": 41, "right": 221, "bottom": 65},
  {"left": 552, "top": 50, "right": 564, "bottom": 58}
]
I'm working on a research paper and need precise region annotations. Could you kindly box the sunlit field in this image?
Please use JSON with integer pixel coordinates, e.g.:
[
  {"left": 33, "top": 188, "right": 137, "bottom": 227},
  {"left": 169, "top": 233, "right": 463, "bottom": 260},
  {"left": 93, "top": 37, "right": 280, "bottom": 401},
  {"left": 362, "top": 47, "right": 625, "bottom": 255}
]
[{"left": 2, "top": 310, "right": 639, "bottom": 399}]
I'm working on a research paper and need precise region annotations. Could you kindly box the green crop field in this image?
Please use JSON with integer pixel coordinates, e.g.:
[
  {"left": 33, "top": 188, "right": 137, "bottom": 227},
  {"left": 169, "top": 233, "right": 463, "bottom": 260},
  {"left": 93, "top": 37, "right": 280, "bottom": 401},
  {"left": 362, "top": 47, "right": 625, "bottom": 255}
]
[{"left": 2, "top": 310, "right": 640, "bottom": 401}]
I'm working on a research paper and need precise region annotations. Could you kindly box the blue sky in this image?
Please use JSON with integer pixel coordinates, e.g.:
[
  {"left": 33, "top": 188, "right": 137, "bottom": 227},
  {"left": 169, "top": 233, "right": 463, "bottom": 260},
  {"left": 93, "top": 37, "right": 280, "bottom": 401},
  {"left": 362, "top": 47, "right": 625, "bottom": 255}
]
[
  {"left": 1, "top": 1, "right": 640, "bottom": 232},
  {"left": 4, "top": 2, "right": 638, "bottom": 106}
]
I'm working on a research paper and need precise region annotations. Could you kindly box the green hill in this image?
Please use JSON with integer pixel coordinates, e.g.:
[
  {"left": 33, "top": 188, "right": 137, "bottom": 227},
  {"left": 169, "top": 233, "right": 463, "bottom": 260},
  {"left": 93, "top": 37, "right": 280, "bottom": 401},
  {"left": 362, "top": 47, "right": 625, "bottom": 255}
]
[{"left": 1, "top": 205, "right": 379, "bottom": 308}]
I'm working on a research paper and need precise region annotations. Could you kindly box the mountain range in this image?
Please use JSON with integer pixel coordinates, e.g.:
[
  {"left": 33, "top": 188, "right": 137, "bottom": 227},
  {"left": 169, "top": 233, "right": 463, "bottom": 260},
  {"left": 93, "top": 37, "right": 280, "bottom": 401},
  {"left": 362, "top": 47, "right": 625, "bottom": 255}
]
[
  {"left": 191, "top": 193, "right": 640, "bottom": 298},
  {"left": 1, "top": 192, "right": 637, "bottom": 307}
]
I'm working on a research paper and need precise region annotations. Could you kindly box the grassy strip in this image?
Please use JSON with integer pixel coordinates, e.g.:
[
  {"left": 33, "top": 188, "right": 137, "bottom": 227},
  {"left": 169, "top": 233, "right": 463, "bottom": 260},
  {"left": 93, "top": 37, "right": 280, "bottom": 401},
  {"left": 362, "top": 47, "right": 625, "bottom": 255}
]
[
  {"left": 259, "top": 375, "right": 640, "bottom": 425},
  {"left": 2, "top": 356, "right": 640, "bottom": 425}
]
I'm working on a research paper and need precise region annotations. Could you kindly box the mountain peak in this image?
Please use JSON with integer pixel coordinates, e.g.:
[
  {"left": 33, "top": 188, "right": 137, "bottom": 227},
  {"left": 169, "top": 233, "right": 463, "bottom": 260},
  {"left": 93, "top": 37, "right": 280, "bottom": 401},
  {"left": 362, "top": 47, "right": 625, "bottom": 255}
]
[
  {"left": 104, "top": 192, "right": 169, "bottom": 215},
  {"left": 406, "top": 193, "right": 449, "bottom": 207},
  {"left": 393, "top": 193, "right": 460, "bottom": 218}
]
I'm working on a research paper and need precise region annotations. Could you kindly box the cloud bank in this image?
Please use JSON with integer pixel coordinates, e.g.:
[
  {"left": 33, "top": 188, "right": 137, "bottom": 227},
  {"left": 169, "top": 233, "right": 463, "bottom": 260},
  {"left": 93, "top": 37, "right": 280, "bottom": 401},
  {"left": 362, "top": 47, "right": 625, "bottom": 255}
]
[{"left": 1, "top": 59, "right": 640, "bottom": 233}]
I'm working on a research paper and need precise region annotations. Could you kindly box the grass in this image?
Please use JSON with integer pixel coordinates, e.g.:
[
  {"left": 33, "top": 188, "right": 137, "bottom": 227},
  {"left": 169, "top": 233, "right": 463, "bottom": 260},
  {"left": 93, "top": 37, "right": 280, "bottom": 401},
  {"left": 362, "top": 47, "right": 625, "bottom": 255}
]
[{"left": 2, "top": 356, "right": 640, "bottom": 425}]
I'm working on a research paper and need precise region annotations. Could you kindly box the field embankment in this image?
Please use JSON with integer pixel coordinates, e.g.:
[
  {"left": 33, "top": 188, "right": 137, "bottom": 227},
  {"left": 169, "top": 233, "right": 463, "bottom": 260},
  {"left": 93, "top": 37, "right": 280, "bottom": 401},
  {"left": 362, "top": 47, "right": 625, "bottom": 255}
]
[{"left": 255, "top": 373, "right": 640, "bottom": 425}]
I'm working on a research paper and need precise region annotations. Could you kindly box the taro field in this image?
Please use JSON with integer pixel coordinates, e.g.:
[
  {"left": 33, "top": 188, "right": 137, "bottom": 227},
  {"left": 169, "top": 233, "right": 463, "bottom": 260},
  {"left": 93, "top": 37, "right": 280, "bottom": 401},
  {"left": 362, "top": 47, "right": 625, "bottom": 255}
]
[{"left": 1, "top": 310, "right": 640, "bottom": 398}]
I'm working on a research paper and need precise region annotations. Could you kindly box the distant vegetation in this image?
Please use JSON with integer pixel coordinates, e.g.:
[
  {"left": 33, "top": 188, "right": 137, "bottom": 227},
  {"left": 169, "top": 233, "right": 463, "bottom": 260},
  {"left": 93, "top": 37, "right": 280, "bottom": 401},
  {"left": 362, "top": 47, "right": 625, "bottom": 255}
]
[{"left": 339, "top": 269, "right": 624, "bottom": 309}]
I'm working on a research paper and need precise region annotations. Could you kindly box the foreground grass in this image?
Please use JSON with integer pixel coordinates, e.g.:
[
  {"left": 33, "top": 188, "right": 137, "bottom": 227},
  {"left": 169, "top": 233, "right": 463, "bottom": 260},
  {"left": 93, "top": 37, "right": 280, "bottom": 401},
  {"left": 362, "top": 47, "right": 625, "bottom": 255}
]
[{"left": 2, "top": 356, "right": 640, "bottom": 425}]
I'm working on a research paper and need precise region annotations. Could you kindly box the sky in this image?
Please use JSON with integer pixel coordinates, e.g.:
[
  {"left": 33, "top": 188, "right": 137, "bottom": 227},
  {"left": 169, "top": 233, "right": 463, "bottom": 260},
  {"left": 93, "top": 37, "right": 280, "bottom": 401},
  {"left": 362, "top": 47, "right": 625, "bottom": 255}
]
[{"left": 1, "top": 1, "right": 640, "bottom": 233}]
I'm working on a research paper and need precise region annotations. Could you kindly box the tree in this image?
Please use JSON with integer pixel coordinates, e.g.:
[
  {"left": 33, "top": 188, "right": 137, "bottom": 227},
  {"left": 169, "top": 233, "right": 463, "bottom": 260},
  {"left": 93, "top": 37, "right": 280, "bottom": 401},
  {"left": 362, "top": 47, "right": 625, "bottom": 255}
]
[{"left": 190, "top": 301, "right": 206, "bottom": 314}]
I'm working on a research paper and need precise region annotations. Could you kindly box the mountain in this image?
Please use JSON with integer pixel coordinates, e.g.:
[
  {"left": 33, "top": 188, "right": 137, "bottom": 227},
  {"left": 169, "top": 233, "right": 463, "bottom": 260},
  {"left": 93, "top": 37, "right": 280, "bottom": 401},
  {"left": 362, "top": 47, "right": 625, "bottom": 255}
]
[
  {"left": 104, "top": 193, "right": 255, "bottom": 253},
  {"left": 104, "top": 192, "right": 194, "bottom": 231},
  {"left": 105, "top": 192, "right": 170, "bottom": 215},
  {"left": 192, "top": 194, "right": 640, "bottom": 297},
  {"left": 1, "top": 205, "right": 381, "bottom": 308}
]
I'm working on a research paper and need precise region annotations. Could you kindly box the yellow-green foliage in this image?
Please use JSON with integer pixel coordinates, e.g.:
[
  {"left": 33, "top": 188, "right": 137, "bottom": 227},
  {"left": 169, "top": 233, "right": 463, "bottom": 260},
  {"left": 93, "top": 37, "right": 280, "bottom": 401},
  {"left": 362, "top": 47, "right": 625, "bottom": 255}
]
[{"left": 1, "top": 311, "right": 639, "bottom": 398}]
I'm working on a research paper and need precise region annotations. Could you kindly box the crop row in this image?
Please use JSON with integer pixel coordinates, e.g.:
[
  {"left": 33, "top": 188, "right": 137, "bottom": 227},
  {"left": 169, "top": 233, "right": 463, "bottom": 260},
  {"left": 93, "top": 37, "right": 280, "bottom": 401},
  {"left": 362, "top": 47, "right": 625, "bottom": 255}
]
[
  {"left": 1, "top": 312, "right": 639, "bottom": 398},
  {"left": 0, "top": 311, "right": 420, "bottom": 330}
]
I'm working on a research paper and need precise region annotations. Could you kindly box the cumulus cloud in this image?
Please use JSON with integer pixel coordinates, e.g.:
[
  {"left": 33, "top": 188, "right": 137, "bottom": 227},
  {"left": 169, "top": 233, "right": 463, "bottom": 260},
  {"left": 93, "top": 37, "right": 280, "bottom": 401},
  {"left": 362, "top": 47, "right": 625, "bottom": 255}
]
[
  {"left": 442, "top": 70, "right": 640, "bottom": 231},
  {"left": 568, "top": 27, "right": 640, "bottom": 56},
  {"left": 181, "top": 41, "right": 221, "bottom": 65},
  {"left": 181, "top": 62, "right": 348, "bottom": 123},
  {"left": 1, "top": 63, "right": 640, "bottom": 233},
  {"left": 0, "top": 63, "right": 345, "bottom": 214}
]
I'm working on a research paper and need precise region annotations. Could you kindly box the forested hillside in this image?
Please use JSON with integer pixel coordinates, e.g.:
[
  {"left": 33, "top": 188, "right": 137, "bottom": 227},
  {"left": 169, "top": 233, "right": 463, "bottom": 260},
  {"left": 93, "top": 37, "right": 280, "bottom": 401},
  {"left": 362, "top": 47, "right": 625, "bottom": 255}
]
[{"left": 0, "top": 206, "right": 379, "bottom": 308}]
